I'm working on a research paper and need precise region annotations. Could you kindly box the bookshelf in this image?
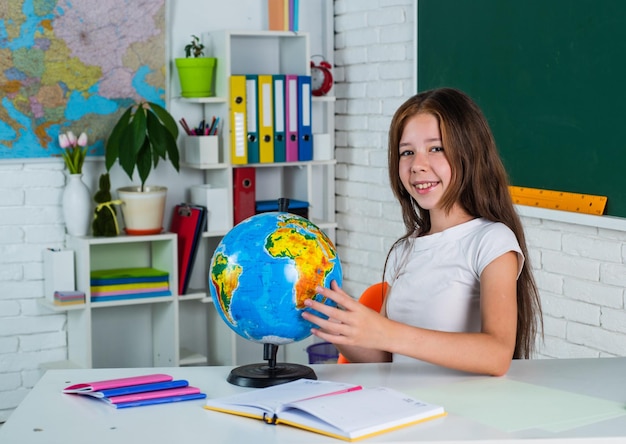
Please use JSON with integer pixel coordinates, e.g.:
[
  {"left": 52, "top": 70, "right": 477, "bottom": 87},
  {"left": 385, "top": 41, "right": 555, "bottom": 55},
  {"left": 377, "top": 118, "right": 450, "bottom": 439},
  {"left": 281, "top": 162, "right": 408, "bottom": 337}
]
[
  {"left": 40, "top": 234, "right": 180, "bottom": 369},
  {"left": 175, "top": 28, "right": 336, "bottom": 367}
]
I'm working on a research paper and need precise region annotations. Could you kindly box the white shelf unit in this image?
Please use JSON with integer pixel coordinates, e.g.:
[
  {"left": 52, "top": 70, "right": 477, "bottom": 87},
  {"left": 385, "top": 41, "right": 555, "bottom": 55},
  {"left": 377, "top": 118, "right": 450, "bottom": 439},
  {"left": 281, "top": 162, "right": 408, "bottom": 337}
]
[
  {"left": 176, "top": 30, "right": 336, "bottom": 367},
  {"left": 43, "top": 234, "right": 181, "bottom": 369}
]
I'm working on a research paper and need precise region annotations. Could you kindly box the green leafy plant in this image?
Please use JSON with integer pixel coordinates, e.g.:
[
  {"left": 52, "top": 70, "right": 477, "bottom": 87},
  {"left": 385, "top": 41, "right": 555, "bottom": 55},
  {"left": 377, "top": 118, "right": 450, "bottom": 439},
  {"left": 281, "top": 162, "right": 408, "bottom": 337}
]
[
  {"left": 184, "top": 34, "right": 204, "bottom": 58},
  {"left": 105, "top": 101, "right": 180, "bottom": 191}
]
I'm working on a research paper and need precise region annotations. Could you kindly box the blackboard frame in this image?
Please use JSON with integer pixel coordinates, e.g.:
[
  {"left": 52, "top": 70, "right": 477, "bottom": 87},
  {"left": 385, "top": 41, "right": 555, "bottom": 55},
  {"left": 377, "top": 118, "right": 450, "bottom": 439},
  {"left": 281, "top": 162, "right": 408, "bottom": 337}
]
[{"left": 417, "top": 0, "right": 626, "bottom": 218}]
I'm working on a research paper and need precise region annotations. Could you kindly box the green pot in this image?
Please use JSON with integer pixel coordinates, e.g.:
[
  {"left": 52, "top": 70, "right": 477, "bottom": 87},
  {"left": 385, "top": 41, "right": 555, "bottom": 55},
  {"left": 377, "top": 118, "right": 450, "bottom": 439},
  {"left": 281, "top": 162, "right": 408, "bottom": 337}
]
[{"left": 175, "top": 58, "right": 217, "bottom": 98}]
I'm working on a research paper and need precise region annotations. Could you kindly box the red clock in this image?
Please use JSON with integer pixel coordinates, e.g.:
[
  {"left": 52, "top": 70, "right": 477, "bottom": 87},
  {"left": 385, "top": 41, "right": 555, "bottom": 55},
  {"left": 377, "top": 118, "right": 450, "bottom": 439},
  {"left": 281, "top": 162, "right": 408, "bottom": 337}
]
[{"left": 310, "top": 58, "right": 333, "bottom": 96}]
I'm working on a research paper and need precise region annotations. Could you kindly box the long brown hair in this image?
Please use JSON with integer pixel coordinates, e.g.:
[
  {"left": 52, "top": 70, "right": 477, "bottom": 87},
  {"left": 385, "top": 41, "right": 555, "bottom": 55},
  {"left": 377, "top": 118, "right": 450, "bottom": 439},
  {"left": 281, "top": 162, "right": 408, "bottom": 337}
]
[{"left": 386, "top": 87, "right": 543, "bottom": 359}]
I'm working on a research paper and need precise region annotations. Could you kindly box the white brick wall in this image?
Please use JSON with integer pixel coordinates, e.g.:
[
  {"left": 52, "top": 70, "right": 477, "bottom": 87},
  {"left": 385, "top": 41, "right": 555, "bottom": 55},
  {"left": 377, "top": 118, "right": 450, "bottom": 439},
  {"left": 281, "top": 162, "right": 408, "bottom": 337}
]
[
  {"left": 334, "top": 0, "right": 414, "bottom": 297},
  {"left": 0, "top": 162, "right": 69, "bottom": 422},
  {"left": 524, "top": 216, "right": 626, "bottom": 358},
  {"left": 1, "top": 0, "right": 625, "bottom": 425}
]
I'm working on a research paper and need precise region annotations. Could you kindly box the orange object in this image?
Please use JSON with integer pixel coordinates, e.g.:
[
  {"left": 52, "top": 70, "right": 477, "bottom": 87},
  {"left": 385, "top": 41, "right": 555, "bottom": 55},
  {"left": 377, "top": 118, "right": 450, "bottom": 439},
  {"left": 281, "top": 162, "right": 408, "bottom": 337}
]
[
  {"left": 508, "top": 186, "right": 607, "bottom": 215},
  {"left": 337, "top": 282, "right": 389, "bottom": 364},
  {"left": 268, "top": 0, "right": 286, "bottom": 31}
]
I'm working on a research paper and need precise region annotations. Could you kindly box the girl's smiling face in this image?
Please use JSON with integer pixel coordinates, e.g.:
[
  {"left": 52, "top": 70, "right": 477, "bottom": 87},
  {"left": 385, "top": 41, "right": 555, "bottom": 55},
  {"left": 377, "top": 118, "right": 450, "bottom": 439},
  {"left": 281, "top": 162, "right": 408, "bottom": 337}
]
[{"left": 398, "top": 113, "right": 452, "bottom": 214}]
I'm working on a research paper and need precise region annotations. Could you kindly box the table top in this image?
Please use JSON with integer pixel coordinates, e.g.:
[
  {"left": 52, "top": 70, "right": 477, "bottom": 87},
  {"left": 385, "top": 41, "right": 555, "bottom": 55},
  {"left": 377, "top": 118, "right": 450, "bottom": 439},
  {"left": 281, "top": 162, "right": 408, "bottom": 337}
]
[{"left": 2, "top": 357, "right": 626, "bottom": 443}]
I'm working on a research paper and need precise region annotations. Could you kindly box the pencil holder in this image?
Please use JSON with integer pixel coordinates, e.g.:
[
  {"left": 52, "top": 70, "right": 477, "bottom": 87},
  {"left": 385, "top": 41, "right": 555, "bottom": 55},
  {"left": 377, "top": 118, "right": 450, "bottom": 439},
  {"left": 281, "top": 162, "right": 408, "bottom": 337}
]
[{"left": 185, "top": 135, "right": 219, "bottom": 165}]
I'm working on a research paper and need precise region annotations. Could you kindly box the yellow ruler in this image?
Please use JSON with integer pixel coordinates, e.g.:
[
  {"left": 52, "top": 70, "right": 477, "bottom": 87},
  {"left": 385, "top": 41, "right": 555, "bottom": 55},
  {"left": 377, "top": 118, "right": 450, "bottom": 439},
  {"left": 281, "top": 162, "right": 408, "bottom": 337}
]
[{"left": 509, "top": 186, "right": 607, "bottom": 215}]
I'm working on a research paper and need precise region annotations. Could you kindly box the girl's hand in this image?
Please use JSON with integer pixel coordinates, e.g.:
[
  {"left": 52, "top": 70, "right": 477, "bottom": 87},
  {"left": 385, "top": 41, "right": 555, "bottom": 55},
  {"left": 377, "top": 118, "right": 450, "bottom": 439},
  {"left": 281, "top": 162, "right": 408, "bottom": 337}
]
[{"left": 302, "top": 281, "right": 389, "bottom": 351}]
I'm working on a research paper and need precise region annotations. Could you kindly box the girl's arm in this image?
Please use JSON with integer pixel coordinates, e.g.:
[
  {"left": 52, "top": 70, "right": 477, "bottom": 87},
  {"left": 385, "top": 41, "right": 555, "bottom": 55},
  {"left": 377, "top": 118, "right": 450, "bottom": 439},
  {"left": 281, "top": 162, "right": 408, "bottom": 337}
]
[{"left": 302, "top": 251, "right": 519, "bottom": 376}]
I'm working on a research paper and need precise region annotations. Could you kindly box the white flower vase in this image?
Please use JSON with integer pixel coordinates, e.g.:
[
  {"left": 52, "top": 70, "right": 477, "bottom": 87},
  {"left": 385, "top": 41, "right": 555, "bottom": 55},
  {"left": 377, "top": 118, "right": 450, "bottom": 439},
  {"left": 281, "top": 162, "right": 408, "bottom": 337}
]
[{"left": 62, "top": 173, "right": 92, "bottom": 236}]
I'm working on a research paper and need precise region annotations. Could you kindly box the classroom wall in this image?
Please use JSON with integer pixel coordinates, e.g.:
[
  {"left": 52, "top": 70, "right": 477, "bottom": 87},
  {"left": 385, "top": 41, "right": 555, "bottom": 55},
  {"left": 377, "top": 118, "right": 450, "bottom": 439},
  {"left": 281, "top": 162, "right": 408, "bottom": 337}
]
[
  {"left": 332, "top": 0, "right": 626, "bottom": 362},
  {"left": 1, "top": 0, "right": 626, "bottom": 424}
]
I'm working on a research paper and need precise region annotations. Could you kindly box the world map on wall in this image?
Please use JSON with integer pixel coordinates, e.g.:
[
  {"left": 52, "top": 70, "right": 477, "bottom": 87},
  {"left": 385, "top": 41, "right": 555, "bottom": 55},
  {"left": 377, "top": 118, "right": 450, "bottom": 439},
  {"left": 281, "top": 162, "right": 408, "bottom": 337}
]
[{"left": 0, "top": 0, "right": 166, "bottom": 160}]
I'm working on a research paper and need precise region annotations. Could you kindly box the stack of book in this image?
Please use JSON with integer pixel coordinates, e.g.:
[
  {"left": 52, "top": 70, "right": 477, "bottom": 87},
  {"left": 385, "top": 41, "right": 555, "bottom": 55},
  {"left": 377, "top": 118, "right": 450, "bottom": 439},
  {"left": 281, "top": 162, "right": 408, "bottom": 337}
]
[
  {"left": 53, "top": 290, "right": 85, "bottom": 306},
  {"left": 90, "top": 267, "right": 171, "bottom": 302},
  {"left": 63, "top": 373, "right": 206, "bottom": 409}
]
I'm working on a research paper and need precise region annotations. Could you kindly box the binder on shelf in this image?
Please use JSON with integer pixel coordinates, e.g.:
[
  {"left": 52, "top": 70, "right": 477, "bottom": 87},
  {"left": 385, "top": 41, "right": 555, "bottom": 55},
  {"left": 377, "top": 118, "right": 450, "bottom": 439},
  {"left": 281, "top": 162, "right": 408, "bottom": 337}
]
[
  {"left": 258, "top": 74, "right": 274, "bottom": 163},
  {"left": 229, "top": 75, "right": 248, "bottom": 164},
  {"left": 285, "top": 74, "right": 299, "bottom": 162},
  {"left": 169, "top": 204, "right": 207, "bottom": 295},
  {"left": 297, "top": 75, "right": 313, "bottom": 161},
  {"left": 272, "top": 74, "right": 286, "bottom": 163},
  {"left": 246, "top": 75, "right": 260, "bottom": 164},
  {"left": 268, "top": 0, "right": 287, "bottom": 31},
  {"left": 233, "top": 167, "right": 256, "bottom": 225},
  {"left": 289, "top": 0, "right": 299, "bottom": 31}
]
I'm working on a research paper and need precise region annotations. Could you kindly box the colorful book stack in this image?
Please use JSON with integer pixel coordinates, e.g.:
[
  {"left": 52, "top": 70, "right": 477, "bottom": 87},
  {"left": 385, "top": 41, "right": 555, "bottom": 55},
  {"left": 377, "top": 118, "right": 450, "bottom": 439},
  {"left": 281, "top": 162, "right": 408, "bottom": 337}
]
[
  {"left": 53, "top": 290, "right": 85, "bottom": 306},
  {"left": 63, "top": 373, "right": 206, "bottom": 409},
  {"left": 90, "top": 267, "right": 171, "bottom": 302}
]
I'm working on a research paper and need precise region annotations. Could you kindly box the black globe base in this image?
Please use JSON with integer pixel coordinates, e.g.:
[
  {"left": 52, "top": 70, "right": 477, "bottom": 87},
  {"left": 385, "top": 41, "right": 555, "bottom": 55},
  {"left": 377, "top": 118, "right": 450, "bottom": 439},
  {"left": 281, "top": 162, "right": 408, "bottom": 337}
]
[
  {"left": 227, "top": 362, "right": 317, "bottom": 388},
  {"left": 226, "top": 342, "right": 317, "bottom": 388}
]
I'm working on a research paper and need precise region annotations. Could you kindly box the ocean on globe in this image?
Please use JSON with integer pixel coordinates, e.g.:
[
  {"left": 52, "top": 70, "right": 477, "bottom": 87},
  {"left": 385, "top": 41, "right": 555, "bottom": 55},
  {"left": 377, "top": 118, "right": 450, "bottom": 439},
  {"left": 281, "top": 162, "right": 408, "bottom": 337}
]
[{"left": 208, "top": 211, "right": 342, "bottom": 345}]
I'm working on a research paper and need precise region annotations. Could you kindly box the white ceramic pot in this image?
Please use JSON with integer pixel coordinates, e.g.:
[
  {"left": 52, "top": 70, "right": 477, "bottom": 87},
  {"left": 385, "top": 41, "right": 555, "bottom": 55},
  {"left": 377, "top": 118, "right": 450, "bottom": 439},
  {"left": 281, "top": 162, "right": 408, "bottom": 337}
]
[{"left": 117, "top": 186, "right": 167, "bottom": 235}]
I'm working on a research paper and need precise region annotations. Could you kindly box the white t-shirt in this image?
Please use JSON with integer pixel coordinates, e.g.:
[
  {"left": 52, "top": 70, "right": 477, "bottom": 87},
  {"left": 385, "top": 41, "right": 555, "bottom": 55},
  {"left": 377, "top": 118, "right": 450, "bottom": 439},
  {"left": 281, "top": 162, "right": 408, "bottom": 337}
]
[{"left": 384, "top": 218, "right": 523, "bottom": 362}]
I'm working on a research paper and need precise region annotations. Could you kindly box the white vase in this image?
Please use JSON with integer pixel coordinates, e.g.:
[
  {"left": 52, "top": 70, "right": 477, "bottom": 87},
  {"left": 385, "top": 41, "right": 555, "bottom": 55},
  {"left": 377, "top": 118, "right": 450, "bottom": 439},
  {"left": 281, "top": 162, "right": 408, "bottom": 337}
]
[{"left": 62, "top": 173, "right": 92, "bottom": 236}]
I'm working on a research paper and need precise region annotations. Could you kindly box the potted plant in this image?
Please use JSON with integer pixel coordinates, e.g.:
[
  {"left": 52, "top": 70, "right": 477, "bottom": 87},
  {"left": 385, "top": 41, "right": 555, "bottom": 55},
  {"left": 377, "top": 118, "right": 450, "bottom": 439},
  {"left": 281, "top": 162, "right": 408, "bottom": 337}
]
[
  {"left": 105, "top": 101, "right": 180, "bottom": 235},
  {"left": 175, "top": 34, "right": 217, "bottom": 97}
]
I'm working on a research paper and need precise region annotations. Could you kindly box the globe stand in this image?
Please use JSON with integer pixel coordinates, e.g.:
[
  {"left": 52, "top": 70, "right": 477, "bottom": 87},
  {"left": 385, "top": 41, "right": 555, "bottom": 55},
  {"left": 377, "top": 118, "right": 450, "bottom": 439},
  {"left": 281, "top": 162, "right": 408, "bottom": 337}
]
[{"left": 227, "top": 343, "right": 317, "bottom": 388}]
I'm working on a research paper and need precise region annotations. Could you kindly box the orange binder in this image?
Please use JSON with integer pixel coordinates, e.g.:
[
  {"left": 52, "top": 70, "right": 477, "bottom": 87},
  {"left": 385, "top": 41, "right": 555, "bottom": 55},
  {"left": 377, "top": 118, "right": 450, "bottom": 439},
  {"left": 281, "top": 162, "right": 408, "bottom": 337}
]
[
  {"left": 169, "top": 204, "right": 206, "bottom": 295},
  {"left": 268, "top": 0, "right": 287, "bottom": 31}
]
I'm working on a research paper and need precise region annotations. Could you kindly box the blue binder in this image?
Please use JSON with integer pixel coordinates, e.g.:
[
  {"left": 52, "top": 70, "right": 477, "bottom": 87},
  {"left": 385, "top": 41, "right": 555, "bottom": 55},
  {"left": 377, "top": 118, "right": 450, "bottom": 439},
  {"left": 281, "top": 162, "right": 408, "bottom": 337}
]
[
  {"left": 245, "top": 75, "right": 260, "bottom": 164},
  {"left": 297, "top": 75, "right": 313, "bottom": 161},
  {"left": 272, "top": 74, "right": 286, "bottom": 162}
]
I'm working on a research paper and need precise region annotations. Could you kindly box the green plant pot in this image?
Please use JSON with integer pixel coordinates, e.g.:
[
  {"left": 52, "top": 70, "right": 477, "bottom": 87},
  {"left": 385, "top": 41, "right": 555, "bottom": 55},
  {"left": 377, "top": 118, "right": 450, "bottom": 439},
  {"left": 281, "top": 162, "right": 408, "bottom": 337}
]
[{"left": 175, "top": 58, "right": 217, "bottom": 98}]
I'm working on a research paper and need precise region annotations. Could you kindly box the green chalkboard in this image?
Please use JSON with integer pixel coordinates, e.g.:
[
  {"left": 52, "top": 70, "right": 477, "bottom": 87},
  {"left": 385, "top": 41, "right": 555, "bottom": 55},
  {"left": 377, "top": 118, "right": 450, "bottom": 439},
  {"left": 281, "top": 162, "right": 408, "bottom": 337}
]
[{"left": 417, "top": 0, "right": 626, "bottom": 218}]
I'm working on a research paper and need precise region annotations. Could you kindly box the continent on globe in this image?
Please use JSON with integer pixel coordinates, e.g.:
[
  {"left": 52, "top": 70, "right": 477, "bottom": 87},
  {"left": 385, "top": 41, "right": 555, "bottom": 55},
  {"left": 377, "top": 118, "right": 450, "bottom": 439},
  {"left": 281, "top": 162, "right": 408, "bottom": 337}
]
[{"left": 209, "top": 212, "right": 342, "bottom": 346}]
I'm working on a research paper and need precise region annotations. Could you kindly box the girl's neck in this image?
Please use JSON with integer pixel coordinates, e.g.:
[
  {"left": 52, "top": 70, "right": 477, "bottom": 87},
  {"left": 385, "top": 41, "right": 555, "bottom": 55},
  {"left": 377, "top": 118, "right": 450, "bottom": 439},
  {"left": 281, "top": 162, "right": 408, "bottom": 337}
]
[{"left": 426, "top": 204, "right": 475, "bottom": 235}]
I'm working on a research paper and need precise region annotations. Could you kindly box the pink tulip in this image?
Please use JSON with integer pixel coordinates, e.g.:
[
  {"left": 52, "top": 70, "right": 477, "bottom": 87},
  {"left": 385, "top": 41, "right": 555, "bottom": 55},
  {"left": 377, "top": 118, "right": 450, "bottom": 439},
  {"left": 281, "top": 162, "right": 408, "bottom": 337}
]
[
  {"left": 77, "top": 132, "right": 88, "bottom": 147},
  {"left": 58, "top": 133, "right": 70, "bottom": 149},
  {"left": 67, "top": 131, "right": 77, "bottom": 146}
]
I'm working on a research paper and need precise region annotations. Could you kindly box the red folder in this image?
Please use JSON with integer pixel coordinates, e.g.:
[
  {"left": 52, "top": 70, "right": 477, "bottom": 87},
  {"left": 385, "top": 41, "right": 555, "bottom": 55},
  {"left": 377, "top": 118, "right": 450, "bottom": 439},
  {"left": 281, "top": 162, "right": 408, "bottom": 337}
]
[
  {"left": 233, "top": 167, "right": 256, "bottom": 224},
  {"left": 169, "top": 204, "right": 206, "bottom": 295}
]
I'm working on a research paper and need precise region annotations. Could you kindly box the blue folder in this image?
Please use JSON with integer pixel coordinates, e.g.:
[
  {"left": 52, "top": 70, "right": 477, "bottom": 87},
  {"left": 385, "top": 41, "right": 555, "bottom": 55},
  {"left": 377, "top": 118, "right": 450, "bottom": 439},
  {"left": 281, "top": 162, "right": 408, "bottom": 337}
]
[{"left": 297, "top": 75, "right": 313, "bottom": 161}]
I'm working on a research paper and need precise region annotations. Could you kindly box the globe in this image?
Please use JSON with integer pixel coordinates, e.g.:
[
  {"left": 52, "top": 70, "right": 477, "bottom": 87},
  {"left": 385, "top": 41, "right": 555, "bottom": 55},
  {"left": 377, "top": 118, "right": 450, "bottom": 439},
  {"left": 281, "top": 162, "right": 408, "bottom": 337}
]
[{"left": 208, "top": 211, "right": 343, "bottom": 346}]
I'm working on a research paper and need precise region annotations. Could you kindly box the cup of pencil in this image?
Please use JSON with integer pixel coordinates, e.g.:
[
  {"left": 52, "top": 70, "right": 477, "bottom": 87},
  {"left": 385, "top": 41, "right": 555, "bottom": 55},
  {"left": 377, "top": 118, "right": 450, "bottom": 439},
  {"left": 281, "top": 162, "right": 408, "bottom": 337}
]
[{"left": 180, "top": 117, "right": 220, "bottom": 165}]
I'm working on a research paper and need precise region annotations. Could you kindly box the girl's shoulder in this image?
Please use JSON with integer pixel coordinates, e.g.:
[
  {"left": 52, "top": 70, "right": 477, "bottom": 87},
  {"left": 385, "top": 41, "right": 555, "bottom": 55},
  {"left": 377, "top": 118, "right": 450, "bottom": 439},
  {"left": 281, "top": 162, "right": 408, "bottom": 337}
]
[{"left": 471, "top": 218, "right": 517, "bottom": 241}]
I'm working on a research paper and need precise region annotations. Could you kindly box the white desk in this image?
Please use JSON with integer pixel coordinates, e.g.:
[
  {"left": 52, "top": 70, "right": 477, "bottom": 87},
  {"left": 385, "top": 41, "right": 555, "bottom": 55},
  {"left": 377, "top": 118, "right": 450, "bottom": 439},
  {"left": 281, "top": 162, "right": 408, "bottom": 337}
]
[{"left": 2, "top": 358, "right": 626, "bottom": 443}]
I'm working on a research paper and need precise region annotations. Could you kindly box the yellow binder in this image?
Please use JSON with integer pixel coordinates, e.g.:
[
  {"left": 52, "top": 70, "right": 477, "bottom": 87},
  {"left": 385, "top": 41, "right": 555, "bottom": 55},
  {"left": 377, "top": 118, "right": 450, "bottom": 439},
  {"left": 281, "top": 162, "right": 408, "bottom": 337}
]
[
  {"left": 258, "top": 74, "right": 274, "bottom": 163},
  {"left": 229, "top": 75, "right": 247, "bottom": 164}
]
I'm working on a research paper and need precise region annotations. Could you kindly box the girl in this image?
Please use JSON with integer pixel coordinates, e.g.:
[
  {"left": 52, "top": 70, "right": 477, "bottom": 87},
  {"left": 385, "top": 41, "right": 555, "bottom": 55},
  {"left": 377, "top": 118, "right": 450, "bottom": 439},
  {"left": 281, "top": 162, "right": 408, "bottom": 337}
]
[{"left": 303, "top": 88, "right": 543, "bottom": 376}]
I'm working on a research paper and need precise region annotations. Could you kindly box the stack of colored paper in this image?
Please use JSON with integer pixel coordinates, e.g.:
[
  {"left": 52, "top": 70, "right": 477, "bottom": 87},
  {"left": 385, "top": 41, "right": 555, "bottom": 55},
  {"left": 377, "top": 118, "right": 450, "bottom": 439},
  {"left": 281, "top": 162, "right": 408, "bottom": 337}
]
[
  {"left": 63, "top": 373, "right": 206, "bottom": 409},
  {"left": 53, "top": 290, "right": 85, "bottom": 306},
  {"left": 90, "top": 267, "right": 171, "bottom": 302}
]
